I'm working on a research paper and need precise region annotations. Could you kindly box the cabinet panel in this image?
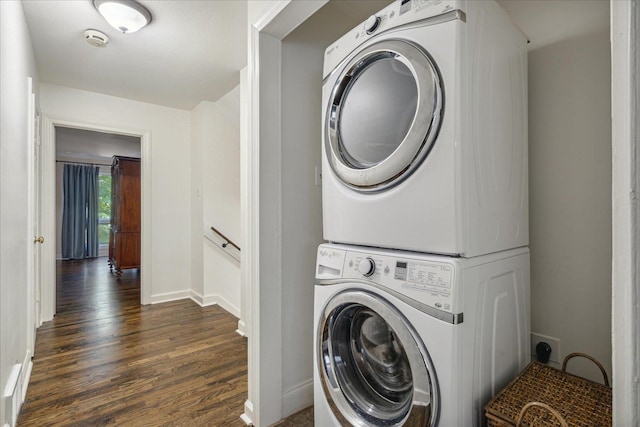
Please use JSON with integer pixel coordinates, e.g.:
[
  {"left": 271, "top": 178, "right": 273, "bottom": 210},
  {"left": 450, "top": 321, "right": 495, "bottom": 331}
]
[
  {"left": 118, "top": 161, "right": 141, "bottom": 231},
  {"left": 109, "top": 156, "right": 141, "bottom": 277},
  {"left": 113, "top": 231, "right": 141, "bottom": 270}
]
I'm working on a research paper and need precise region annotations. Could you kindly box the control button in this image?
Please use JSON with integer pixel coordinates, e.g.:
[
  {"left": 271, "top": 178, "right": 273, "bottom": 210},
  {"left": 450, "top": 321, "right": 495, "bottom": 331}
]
[
  {"left": 384, "top": 266, "right": 390, "bottom": 275},
  {"left": 358, "top": 257, "right": 376, "bottom": 277},
  {"left": 364, "top": 15, "right": 380, "bottom": 34}
]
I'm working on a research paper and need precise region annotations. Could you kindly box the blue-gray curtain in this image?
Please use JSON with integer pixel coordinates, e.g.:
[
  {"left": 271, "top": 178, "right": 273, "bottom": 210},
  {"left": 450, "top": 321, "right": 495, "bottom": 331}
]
[{"left": 61, "top": 164, "right": 100, "bottom": 259}]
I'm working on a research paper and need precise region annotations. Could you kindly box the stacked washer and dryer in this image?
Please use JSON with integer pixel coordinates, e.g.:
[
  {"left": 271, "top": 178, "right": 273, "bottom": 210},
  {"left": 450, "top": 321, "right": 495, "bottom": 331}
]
[{"left": 314, "top": 0, "right": 530, "bottom": 426}]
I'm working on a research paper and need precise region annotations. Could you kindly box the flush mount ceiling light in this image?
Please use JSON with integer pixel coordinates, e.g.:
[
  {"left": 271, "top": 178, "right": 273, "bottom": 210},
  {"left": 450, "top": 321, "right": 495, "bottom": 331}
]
[{"left": 93, "top": 0, "right": 152, "bottom": 34}]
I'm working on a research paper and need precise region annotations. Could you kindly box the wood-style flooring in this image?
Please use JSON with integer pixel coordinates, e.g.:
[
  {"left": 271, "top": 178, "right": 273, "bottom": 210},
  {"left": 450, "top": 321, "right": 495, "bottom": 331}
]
[{"left": 18, "top": 258, "right": 248, "bottom": 426}]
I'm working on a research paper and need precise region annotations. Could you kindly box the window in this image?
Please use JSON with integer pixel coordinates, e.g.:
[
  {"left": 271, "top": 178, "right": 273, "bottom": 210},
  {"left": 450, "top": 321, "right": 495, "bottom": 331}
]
[{"left": 98, "top": 174, "right": 111, "bottom": 245}]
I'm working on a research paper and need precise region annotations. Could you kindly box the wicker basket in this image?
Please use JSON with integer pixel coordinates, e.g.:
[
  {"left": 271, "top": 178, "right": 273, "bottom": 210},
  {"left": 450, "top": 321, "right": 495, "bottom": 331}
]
[{"left": 484, "top": 353, "right": 612, "bottom": 427}]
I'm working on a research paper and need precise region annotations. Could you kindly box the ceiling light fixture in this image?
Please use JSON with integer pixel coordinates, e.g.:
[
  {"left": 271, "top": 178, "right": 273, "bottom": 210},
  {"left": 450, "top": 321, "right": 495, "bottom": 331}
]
[{"left": 93, "top": 0, "right": 152, "bottom": 34}]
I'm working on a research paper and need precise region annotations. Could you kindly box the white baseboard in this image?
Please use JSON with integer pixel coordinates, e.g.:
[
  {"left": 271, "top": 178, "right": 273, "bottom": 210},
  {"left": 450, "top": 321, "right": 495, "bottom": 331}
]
[
  {"left": 282, "top": 378, "right": 314, "bottom": 418},
  {"left": 189, "top": 290, "right": 206, "bottom": 306},
  {"left": 242, "top": 399, "right": 255, "bottom": 425},
  {"left": 150, "top": 290, "right": 241, "bottom": 321},
  {"left": 20, "top": 356, "right": 33, "bottom": 404},
  {"left": 149, "top": 290, "right": 191, "bottom": 304},
  {"left": 190, "top": 291, "right": 241, "bottom": 318},
  {"left": 212, "top": 294, "right": 241, "bottom": 318},
  {"left": 236, "top": 319, "right": 247, "bottom": 337},
  {"left": 3, "top": 359, "right": 27, "bottom": 427},
  {"left": 239, "top": 413, "right": 253, "bottom": 426}
]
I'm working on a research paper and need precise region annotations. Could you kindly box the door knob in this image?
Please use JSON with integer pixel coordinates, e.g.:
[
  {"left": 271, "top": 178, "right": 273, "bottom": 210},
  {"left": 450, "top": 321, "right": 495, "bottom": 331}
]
[{"left": 34, "top": 236, "right": 44, "bottom": 244}]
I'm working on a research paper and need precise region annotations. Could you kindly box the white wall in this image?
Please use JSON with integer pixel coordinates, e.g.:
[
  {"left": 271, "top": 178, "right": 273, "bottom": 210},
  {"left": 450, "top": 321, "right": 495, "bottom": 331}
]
[
  {"left": 203, "top": 86, "right": 241, "bottom": 315},
  {"left": 278, "top": 7, "right": 333, "bottom": 413},
  {"left": 0, "top": 1, "right": 39, "bottom": 424},
  {"left": 40, "top": 83, "right": 192, "bottom": 301},
  {"left": 528, "top": 28, "right": 612, "bottom": 382},
  {"left": 191, "top": 85, "right": 241, "bottom": 316}
]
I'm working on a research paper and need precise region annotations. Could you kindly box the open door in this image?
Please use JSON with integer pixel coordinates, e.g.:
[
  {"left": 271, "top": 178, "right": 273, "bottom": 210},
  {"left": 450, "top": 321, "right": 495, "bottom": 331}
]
[
  {"left": 26, "top": 77, "right": 42, "bottom": 360},
  {"left": 32, "top": 107, "right": 42, "bottom": 330}
]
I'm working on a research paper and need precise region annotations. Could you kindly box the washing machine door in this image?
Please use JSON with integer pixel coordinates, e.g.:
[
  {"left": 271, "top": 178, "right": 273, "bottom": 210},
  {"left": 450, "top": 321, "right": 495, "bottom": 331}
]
[
  {"left": 325, "top": 39, "right": 443, "bottom": 192},
  {"left": 317, "top": 290, "right": 439, "bottom": 426}
]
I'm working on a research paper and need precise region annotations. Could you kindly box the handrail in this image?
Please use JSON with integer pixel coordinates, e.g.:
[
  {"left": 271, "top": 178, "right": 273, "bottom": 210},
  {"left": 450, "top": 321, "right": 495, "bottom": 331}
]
[{"left": 210, "top": 226, "right": 241, "bottom": 252}]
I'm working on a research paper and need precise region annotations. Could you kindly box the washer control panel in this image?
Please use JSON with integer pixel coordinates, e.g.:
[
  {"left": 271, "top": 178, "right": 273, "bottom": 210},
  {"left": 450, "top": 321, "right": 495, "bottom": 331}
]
[{"left": 316, "top": 245, "right": 457, "bottom": 313}]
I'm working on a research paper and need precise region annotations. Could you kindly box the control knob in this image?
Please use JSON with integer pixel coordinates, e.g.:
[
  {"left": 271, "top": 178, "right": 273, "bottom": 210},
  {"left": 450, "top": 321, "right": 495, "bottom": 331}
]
[
  {"left": 358, "top": 257, "right": 376, "bottom": 277},
  {"left": 364, "top": 15, "right": 381, "bottom": 34}
]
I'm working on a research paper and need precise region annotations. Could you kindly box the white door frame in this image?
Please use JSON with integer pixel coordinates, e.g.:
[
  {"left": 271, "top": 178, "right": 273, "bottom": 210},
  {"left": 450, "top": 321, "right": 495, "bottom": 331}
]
[
  {"left": 242, "top": 2, "right": 328, "bottom": 426},
  {"left": 40, "top": 117, "right": 152, "bottom": 322},
  {"left": 26, "top": 77, "right": 38, "bottom": 360},
  {"left": 611, "top": 1, "right": 640, "bottom": 424}
]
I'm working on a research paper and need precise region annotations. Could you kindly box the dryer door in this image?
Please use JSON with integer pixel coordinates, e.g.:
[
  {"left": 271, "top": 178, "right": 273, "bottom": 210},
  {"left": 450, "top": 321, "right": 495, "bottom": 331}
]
[
  {"left": 317, "top": 290, "right": 439, "bottom": 427},
  {"left": 325, "top": 39, "right": 443, "bottom": 192}
]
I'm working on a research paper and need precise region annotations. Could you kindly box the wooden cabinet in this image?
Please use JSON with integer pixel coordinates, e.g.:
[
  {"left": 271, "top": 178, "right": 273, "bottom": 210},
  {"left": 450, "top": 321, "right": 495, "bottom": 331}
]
[{"left": 108, "top": 156, "right": 141, "bottom": 277}]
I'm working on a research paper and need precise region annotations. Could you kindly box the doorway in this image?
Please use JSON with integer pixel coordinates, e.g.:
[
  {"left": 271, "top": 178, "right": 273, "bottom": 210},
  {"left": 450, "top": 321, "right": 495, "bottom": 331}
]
[
  {"left": 40, "top": 118, "right": 151, "bottom": 322},
  {"left": 54, "top": 127, "right": 141, "bottom": 312}
]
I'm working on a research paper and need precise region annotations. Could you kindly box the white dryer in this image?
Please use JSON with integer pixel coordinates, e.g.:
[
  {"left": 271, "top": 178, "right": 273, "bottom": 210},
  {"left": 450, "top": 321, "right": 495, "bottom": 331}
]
[
  {"left": 314, "top": 243, "right": 530, "bottom": 426},
  {"left": 322, "top": 0, "right": 528, "bottom": 257}
]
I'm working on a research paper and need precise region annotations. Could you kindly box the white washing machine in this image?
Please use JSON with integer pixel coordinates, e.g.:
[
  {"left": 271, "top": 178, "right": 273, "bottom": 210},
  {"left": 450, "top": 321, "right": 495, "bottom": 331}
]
[
  {"left": 322, "top": 0, "right": 528, "bottom": 257},
  {"left": 314, "top": 243, "right": 530, "bottom": 426}
]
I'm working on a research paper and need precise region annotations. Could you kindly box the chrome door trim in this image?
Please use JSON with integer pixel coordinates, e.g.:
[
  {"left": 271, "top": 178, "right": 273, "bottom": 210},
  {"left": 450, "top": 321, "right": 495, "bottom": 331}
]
[
  {"left": 317, "top": 279, "right": 463, "bottom": 325},
  {"left": 317, "top": 289, "right": 440, "bottom": 426},
  {"left": 325, "top": 38, "right": 443, "bottom": 192}
]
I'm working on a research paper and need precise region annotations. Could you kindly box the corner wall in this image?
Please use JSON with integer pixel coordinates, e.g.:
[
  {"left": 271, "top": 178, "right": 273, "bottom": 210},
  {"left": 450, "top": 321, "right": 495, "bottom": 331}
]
[
  {"left": 0, "top": 1, "right": 39, "bottom": 424},
  {"left": 528, "top": 28, "right": 612, "bottom": 382},
  {"left": 203, "top": 86, "right": 241, "bottom": 316},
  {"left": 278, "top": 0, "right": 392, "bottom": 418},
  {"left": 245, "top": 1, "right": 392, "bottom": 423},
  {"left": 191, "top": 85, "right": 242, "bottom": 317}
]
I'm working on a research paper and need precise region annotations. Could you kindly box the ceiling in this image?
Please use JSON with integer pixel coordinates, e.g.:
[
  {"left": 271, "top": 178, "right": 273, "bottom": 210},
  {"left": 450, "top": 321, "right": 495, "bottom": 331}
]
[
  {"left": 22, "top": 0, "right": 247, "bottom": 110},
  {"left": 496, "top": 0, "right": 609, "bottom": 51},
  {"left": 21, "top": 0, "right": 608, "bottom": 112},
  {"left": 55, "top": 127, "right": 141, "bottom": 165}
]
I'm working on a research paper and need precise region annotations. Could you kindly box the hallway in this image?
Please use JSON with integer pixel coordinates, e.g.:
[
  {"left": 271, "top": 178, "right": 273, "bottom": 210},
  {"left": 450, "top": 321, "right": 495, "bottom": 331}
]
[{"left": 18, "top": 258, "right": 248, "bottom": 426}]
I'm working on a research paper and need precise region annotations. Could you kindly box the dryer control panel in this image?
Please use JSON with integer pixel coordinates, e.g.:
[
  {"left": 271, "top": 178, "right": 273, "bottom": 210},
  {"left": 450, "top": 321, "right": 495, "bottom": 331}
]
[
  {"left": 323, "top": 0, "right": 463, "bottom": 78},
  {"left": 316, "top": 244, "right": 459, "bottom": 315}
]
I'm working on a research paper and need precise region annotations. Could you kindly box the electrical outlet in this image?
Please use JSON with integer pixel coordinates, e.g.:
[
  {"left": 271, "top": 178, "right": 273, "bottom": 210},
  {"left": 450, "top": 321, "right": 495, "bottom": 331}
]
[{"left": 530, "top": 332, "right": 561, "bottom": 364}]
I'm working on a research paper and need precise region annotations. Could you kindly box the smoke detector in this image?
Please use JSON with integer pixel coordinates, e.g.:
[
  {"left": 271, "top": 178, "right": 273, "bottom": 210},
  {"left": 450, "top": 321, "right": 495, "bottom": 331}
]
[{"left": 84, "top": 29, "right": 109, "bottom": 47}]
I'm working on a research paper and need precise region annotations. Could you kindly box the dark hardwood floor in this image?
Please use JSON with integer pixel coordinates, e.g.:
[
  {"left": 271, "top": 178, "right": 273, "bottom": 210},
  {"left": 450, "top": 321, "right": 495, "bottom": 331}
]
[{"left": 18, "top": 258, "right": 248, "bottom": 426}]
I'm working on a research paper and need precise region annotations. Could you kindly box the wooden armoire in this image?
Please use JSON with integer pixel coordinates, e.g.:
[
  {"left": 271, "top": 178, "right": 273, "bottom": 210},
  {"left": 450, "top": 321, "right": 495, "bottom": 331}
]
[{"left": 108, "top": 156, "right": 141, "bottom": 277}]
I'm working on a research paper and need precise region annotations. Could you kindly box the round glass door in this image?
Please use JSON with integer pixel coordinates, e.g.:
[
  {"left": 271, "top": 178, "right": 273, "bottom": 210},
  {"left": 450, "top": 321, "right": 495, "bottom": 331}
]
[
  {"left": 325, "top": 39, "right": 443, "bottom": 192},
  {"left": 317, "top": 290, "right": 438, "bottom": 426}
]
